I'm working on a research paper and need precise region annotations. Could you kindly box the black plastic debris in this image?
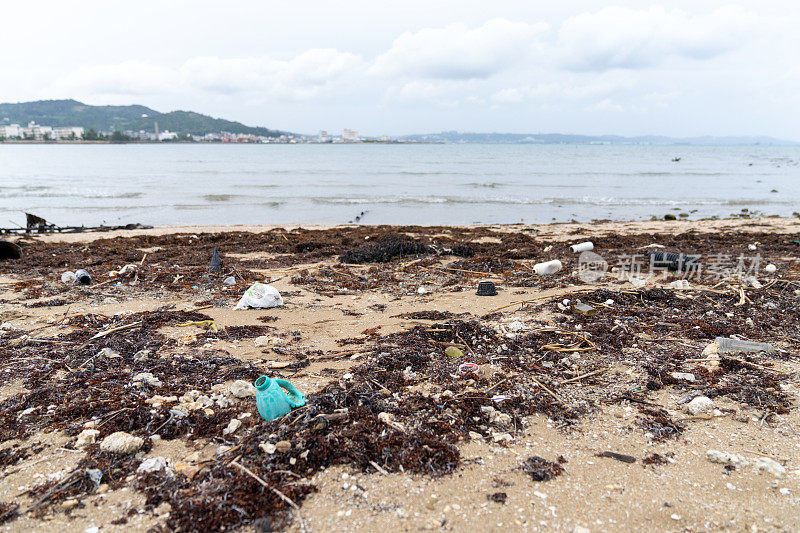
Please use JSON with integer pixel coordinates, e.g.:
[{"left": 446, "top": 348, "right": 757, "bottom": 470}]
[
  {"left": 476, "top": 280, "right": 498, "bottom": 296},
  {"left": 0, "top": 241, "right": 21, "bottom": 261},
  {"left": 598, "top": 451, "right": 636, "bottom": 463},
  {"left": 209, "top": 247, "right": 223, "bottom": 272},
  {"left": 646, "top": 251, "right": 699, "bottom": 272}
]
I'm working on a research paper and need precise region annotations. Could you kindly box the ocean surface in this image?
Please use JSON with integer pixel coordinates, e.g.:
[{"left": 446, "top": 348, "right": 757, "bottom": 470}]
[{"left": 0, "top": 143, "right": 798, "bottom": 227}]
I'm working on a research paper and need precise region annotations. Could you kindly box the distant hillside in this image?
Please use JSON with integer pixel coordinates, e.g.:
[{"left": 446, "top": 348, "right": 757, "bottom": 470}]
[
  {"left": 0, "top": 99, "right": 288, "bottom": 137},
  {"left": 402, "top": 131, "right": 798, "bottom": 145}
]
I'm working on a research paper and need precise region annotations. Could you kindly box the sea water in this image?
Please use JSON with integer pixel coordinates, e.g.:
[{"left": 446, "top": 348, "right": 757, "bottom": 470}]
[{"left": 0, "top": 143, "right": 797, "bottom": 227}]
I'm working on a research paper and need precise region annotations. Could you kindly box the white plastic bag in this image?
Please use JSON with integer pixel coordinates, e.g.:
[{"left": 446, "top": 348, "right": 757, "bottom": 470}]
[{"left": 234, "top": 282, "right": 283, "bottom": 309}]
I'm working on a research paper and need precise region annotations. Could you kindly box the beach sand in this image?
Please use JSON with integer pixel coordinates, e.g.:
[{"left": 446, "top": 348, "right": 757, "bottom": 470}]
[{"left": 1, "top": 217, "right": 798, "bottom": 532}]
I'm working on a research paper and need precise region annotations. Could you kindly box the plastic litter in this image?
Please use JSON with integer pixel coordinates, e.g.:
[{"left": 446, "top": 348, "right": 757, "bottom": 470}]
[
  {"left": 223, "top": 276, "right": 236, "bottom": 286},
  {"left": 0, "top": 240, "right": 22, "bottom": 260},
  {"left": 715, "top": 337, "right": 774, "bottom": 354},
  {"left": 209, "top": 246, "right": 223, "bottom": 272},
  {"left": 115, "top": 264, "right": 137, "bottom": 277},
  {"left": 476, "top": 280, "right": 497, "bottom": 296},
  {"left": 86, "top": 468, "right": 103, "bottom": 489},
  {"left": 571, "top": 302, "right": 597, "bottom": 316},
  {"left": 254, "top": 375, "right": 306, "bottom": 421},
  {"left": 75, "top": 269, "right": 92, "bottom": 285},
  {"left": 765, "top": 264, "right": 777, "bottom": 274},
  {"left": 533, "top": 259, "right": 562, "bottom": 276},
  {"left": 445, "top": 346, "right": 464, "bottom": 358},
  {"left": 457, "top": 362, "right": 479, "bottom": 376},
  {"left": 234, "top": 282, "right": 283, "bottom": 309},
  {"left": 670, "top": 279, "right": 691, "bottom": 289},
  {"left": 646, "top": 251, "right": 699, "bottom": 272},
  {"left": 61, "top": 271, "right": 77, "bottom": 283},
  {"left": 570, "top": 241, "right": 594, "bottom": 253}
]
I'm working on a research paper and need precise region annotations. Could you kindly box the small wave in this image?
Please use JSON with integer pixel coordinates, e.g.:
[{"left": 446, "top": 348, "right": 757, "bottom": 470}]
[
  {"left": 464, "top": 182, "right": 506, "bottom": 189},
  {"left": 0, "top": 185, "right": 51, "bottom": 191},
  {"left": 203, "top": 194, "right": 237, "bottom": 202},
  {"left": 0, "top": 190, "right": 143, "bottom": 199},
  {"left": 308, "top": 195, "right": 798, "bottom": 207}
]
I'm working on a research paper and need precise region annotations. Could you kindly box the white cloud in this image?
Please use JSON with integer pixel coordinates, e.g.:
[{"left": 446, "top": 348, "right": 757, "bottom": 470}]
[
  {"left": 33, "top": 6, "right": 799, "bottom": 138},
  {"left": 48, "top": 49, "right": 365, "bottom": 101},
  {"left": 47, "top": 60, "right": 180, "bottom": 96},
  {"left": 370, "top": 18, "right": 548, "bottom": 79},
  {"left": 181, "top": 49, "right": 364, "bottom": 99},
  {"left": 491, "top": 72, "right": 638, "bottom": 104},
  {"left": 558, "top": 5, "right": 758, "bottom": 71},
  {"left": 587, "top": 98, "right": 624, "bottom": 112}
]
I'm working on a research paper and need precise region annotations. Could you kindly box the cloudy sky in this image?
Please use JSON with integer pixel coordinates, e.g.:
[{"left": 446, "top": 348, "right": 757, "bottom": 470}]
[{"left": 3, "top": 1, "right": 799, "bottom": 138}]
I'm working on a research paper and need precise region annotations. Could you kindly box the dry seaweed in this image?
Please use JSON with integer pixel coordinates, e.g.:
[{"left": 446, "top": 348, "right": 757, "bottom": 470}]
[{"left": 520, "top": 456, "right": 564, "bottom": 481}]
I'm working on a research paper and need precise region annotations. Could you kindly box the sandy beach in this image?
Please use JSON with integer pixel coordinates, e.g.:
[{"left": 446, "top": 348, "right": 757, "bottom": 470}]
[{"left": 1, "top": 217, "right": 799, "bottom": 532}]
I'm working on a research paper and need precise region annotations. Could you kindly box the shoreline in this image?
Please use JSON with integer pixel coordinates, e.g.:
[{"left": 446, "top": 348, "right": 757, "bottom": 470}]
[{"left": 8, "top": 215, "right": 800, "bottom": 245}]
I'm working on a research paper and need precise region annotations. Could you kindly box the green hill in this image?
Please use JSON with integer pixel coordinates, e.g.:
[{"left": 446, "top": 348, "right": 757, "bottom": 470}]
[{"left": 0, "top": 99, "right": 287, "bottom": 137}]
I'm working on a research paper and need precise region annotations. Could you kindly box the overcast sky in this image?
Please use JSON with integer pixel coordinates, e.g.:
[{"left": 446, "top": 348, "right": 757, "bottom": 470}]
[{"left": 3, "top": 1, "right": 799, "bottom": 138}]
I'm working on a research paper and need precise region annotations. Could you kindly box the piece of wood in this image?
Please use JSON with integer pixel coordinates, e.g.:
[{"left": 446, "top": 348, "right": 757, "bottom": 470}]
[{"left": 369, "top": 460, "right": 390, "bottom": 475}]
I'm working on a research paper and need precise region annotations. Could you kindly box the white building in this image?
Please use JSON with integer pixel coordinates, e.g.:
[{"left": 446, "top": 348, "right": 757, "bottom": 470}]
[
  {"left": 0, "top": 124, "right": 22, "bottom": 139},
  {"left": 52, "top": 127, "right": 85, "bottom": 140},
  {"left": 21, "top": 122, "right": 54, "bottom": 140},
  {"left": 157, "top": 130, "right": 178, "bottom": 141},
  {"left": 342, "top": 129, "right": 359, "bottom": 142}
]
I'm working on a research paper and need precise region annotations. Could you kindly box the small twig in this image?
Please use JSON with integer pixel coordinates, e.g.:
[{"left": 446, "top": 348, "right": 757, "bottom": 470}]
[
  {"left": 531, "top": 377, "right": 562, "bottom": 403},
  {"left": 485, "top": 289, "right": 595, "bottom": 315},
  {"left": 78, "top": 320, "right": 142, "bottom": 348},
  {"left": 231, "top": 460, "right": 308, "bottom": 533},
  {"left": 369, "top": 460, "right": 390, "bottom": 475},
  {"left": 455, "top": 333, "right": 476, "bottom": 357},
  {"left": 484, "top": 378, "right": 508, "bottom": 394},
  {"left": 369, "top": 379, "right": 392, "bottom": 394},
  {"left": 560, "top": 366, "right": 609, "bottom": 385},
  {"left": 98, "top": 407, "right": 133, "bottom": 428}
]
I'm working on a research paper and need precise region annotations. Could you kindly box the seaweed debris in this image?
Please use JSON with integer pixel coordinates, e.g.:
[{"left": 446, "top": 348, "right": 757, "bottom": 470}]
[
  {"left": 339, "top": 235, "right": 430, "bottom": 264},
  {"left": 520, "top": 456, "right": 564, "bottom": 481}
]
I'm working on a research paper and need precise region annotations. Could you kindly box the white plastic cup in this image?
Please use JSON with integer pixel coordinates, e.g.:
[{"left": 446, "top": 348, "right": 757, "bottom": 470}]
[
  {"left": 533, "top": 259, "right": 562, "bottom": 276},
  {"left": 570, "top": 241, "right": 594, "bottom": 253},
  {"left": 670, "top": 279, "right": 690, "bottom": 289}
]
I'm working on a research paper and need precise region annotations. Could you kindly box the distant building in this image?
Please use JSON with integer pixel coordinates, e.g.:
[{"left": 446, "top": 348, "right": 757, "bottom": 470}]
[
  {"left": 157, "top": 130, "right": 178, "bottom": 141},
  {"left": 52, "top": 127, "right": 84, "bottom": 140},
  {"left": 21, "top": 122, "right": 53, "bottom": 140},
  {"left": 0, "top": 124, "right": 22, "bottom": 138},
  {"left": 342, "top": 129, "right": 359, "bottom": 142}
]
